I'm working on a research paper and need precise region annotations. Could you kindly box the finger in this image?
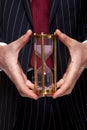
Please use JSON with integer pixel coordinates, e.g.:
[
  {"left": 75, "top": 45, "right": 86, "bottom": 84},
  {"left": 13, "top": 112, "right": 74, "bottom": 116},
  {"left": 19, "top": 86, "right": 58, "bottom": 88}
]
[
  {"left": 22, "top": 71, "right": 34, "bottom": 89},
  {"left": 19, "top": 86, "right": 38, "bottom": 99},
  {"left": 6, "top": 63, "right": 38, "bottom": 99},
  {"left": 26, "top": 80, "right": 34, "bottom": 89},
  {"left": 53, "top": 63, "right": 82, "bottom": 98},
  {"left": 13, "top": 30, "right": 32, "bottom": 52},
  {"left": 15, "top": 67, "right": 37, "bottom": 99},
  {"left": 15, "top": 65, "right": 35, "bottom": 90},
  {"left": 55, "top": 29, "right": 78, "bottom": 49},
  {"left": 57, "top": 78, "right": 64, "bottom": 88},
  {"left": 18, "top": 63, "right": 34, "bottom": 89},
  {"left": 53, "top": 81, "right": 73, "bottom": 99}
]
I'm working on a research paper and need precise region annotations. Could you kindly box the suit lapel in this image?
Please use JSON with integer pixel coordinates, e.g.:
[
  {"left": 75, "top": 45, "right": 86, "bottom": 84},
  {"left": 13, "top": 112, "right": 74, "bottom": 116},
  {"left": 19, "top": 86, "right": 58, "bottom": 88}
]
[
  {"left": 21, "top": 0, "right": 33, "bottom": 28},
  {"left": 21, "top": 0, "right": 60, "bottom": 30},
  {"left": 49, "top": 0, "right": 60, "bottom": 25}
]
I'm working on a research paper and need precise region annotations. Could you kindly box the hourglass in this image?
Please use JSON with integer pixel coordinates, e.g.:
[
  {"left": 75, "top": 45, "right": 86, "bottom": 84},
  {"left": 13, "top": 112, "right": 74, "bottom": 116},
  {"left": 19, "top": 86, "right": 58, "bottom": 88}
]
[{"left": 34, "top": 32, "right": 57, "bottom": 97}]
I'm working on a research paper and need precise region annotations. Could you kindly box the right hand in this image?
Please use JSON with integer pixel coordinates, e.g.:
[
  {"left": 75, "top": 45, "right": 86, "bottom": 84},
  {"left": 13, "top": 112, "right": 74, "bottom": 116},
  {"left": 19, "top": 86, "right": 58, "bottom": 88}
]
[
  {"left": 53, "top": 29, "right": 87, "bottom": 98},
  {"left": 0, "top": 30, "right": 38, "bottom": 100}
]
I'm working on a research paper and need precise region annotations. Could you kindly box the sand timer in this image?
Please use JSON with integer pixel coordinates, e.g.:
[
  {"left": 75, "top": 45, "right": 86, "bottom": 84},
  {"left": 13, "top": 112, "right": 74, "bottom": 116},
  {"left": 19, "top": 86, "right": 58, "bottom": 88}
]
[{"left": 34, "top": 32, "right": 57, "bottom": 97}]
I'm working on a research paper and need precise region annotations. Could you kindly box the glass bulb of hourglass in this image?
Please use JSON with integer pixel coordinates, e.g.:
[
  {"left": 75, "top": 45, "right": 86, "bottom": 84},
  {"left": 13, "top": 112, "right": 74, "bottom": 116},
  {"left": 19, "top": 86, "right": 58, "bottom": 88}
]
[
  {"left": 36, "top": 63, "right": 53, "bottom": 92},
  {"left": 35, "top": 37, "right": 54, "bottom": 96}
]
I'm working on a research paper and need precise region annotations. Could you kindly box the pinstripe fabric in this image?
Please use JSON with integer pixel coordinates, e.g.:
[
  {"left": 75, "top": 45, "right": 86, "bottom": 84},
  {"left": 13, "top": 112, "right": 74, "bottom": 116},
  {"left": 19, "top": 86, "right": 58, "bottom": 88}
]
[{"left": 0, "top": 0, "right": 87, "bottom": 130}]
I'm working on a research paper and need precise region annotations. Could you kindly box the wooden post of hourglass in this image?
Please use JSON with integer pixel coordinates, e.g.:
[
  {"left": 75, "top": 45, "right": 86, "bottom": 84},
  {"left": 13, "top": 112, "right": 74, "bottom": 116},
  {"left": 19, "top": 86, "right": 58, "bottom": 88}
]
[
  {"left": 34, "top": 33, "right": 37, "bottom": 92},
  {"left": 53, "top": 34, "right": 57, "bottom": 91},
  {"left": 41, "top": 32, "right": 45, "bottom": 94}
]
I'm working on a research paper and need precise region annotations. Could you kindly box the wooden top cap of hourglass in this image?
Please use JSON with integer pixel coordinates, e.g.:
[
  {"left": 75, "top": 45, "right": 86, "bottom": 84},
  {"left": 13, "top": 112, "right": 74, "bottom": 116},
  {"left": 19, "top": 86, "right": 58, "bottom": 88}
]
[{"left": 34, "top": 32, "right": 56, "bottom": 39}]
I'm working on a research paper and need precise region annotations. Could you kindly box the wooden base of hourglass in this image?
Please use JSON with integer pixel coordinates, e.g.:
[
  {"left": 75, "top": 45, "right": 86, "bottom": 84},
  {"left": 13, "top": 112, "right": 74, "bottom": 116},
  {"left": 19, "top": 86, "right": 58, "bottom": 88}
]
[{"left": 34, "top": 85, "right": 57, "bottom": 97}]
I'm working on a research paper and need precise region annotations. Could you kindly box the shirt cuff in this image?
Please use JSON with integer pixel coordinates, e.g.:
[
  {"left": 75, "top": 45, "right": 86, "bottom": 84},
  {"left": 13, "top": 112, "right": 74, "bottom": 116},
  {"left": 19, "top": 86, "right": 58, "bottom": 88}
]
[
  {"left": 0, "top": 42, "right": 7, "bottom": 46},
  {"left": 0, "top": 42, "right": 7, "bottom": 71},
  {"left": 82, "top": 40, "right": 87, "bottom": 44}
]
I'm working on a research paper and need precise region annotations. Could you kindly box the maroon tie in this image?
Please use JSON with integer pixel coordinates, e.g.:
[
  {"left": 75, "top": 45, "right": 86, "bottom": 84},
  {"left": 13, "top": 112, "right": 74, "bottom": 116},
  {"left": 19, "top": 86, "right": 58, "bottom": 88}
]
[{"left": 30, "top": 0, "right": 53, "bottom": 69}]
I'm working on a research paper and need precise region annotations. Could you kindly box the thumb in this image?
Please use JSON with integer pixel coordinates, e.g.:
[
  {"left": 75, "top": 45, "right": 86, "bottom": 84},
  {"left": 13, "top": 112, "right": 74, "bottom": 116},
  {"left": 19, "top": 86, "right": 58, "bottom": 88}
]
[
  {"left": 55, "top": 29, "right": 77, "bottom": 49},
  {"left": 13, "top": 30, "right": 32, "bottom": 52}
]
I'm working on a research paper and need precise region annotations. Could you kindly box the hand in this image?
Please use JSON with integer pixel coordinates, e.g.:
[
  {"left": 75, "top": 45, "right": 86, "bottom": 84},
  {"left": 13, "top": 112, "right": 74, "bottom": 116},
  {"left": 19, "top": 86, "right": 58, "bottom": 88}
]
[
  {"left": 53, "top": 29, "right": 87, "bottom": 98},
  {"left": 0, "top": 30, "right": 38, "bottom": 100}
]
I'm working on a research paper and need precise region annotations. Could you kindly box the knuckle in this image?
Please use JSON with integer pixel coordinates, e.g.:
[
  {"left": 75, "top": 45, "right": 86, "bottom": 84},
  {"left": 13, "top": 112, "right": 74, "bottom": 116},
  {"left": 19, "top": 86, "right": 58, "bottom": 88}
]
[
  {"left": 20, "top": 35, "right": 26, "bottom": 43},
  {"left": 66, "top": 89, "right": 72, "bottom": 95},
  {"left": 18, "top": 89, "right": 25, "bottom": 97}
]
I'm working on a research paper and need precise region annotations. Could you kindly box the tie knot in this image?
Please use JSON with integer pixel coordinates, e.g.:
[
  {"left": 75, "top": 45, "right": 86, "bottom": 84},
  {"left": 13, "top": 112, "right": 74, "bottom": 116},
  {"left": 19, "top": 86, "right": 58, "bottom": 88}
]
[
  {"left": 31, "top": 0, "right": 50, "bottom": 13},
  {"left": 32, "top": 0, "right": 50, "bottom": 6}
]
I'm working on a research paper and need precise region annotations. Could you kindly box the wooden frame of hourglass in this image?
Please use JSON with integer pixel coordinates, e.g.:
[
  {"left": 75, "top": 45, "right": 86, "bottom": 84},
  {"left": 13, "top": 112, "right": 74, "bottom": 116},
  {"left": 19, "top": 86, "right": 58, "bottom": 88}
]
[{"left": 34, "top": 32, "right": 57, "bottom": 97}]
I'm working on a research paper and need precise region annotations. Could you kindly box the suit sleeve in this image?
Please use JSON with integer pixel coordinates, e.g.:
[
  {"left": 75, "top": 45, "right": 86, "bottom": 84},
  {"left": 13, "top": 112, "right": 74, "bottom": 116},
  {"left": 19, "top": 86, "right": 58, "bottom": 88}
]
[
  {"left": 80, "top": 0, "right": 87, "bottom": 41},
  {"left": 0, "top": 0, "right": 4, "bottom": 42}
]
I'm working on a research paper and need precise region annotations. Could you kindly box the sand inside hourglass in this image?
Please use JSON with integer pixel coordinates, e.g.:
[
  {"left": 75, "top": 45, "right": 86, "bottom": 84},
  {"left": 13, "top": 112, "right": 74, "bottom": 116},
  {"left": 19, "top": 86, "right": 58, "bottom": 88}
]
[{"left": 35, "top": 44, "right": 53, "bottom": 60}]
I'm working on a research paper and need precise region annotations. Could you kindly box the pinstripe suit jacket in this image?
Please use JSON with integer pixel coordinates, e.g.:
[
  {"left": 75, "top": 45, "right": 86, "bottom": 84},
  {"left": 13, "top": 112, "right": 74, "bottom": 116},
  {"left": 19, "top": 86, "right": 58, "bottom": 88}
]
[{"left": 0, "top": 0, "right": 87, "bottom": 130}]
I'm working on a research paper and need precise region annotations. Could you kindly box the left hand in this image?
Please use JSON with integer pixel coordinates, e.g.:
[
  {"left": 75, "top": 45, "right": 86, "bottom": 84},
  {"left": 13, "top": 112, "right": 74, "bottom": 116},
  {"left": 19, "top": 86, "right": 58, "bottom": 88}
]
[
  {"left": 0, "top": 30, "right": 38, "bottom": 99},
  {"left": 53, "top": 29, "right": 87, "bottom": 98}
]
